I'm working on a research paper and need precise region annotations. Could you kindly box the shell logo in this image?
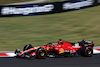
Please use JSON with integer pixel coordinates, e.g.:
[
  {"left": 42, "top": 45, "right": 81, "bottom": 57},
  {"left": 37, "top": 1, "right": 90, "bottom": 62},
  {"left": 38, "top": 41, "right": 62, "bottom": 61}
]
[
  {"left": 47, "top": 47, "right": 49, "bottom": 50},
  {"left": 59, "top": 48, "right": 64, "bottom": 54}
]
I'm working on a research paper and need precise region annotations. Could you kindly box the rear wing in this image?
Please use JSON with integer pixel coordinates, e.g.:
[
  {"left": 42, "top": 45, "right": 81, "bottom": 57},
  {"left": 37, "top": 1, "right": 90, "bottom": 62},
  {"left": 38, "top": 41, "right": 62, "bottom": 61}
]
[
  {"left": 79, "top": 40, "right": 94, "bottom": 47},
  {"left": 83, "top": 40, "right": 93, "bottom": 44}
]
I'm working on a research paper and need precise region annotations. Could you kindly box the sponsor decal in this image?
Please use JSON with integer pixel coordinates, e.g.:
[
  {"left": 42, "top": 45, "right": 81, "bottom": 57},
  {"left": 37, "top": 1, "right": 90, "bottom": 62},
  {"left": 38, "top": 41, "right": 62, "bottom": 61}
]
[
  {"left": 72, "top": 43, "right": 81, "bottom": 48},
  {"left": 34, "top": 46, "right": 39, "bottom": 49},
  {"left": 1, "top": 4, "right": 54, "bottom": 15},
  {"left": 47, "top": 47, "right": 49, "bottom": 50},
  {"left": 70, "top": 49, "right": 76, "bottom": 53},
  {"left": 65, "top": 50, "right": 76, "bottom": 53},
  {"left": 30, "top": 48, "right": 34, "bottom": 50},
  {"left": 65, "top": 50, "right": 69, "bottom": 52},
  {"left": 55, "top": 47, "right": 59, "bottom": 50},
  {"left": 59, "top": 48, "right": 64, "bottom": 54},
  {"left": 32, "top": 52, "right": 36, "bottom": 56},
  {"left": 58, "top": 45, "right": 61, "bottom": 47},
  {"left": 63, "top": 0, "right": 94, "bottom": 10},
  {"left": 65, "top": 49, "right": 76, "bottom": 54},
  {"left": 0, "top": 0, "right": 96, "bottom": 17}
]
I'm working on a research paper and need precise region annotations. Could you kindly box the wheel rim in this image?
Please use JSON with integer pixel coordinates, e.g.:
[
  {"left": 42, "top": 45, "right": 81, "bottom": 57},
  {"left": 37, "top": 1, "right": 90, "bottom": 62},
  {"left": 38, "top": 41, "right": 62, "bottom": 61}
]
[
  {"left": 38, "top": 50, "right": 46, "bottom": 58},
  {"left": 88, "top": 50, "right": 92, "bottom": 54},
  {"left": 40, "top": 52, "right": 45, "bottom": 56},
  {"left": 86, "top": 48, "right": 93, "bottom": 56}
]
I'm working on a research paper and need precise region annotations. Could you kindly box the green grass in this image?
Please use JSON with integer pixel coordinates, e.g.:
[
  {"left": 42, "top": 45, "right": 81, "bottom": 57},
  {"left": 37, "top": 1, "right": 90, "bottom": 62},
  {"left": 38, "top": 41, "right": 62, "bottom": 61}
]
[
  {"left": 0, "top": 6, "right": 100, "bottom": 51},
  {"left": 42, "top": 0, "right": 66, "bottom": 3},
  {"left": 0, "top": 0, "right": 35, "bottom": 5},
  {"left": 0, "top": 0, "right": 64, "bottom": 5}
]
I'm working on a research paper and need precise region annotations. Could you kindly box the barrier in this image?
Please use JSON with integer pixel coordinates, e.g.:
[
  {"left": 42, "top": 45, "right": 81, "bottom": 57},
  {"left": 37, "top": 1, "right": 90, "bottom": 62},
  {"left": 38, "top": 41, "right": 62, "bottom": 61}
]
[{"left": 0, "top": 0, "right": 100, "bottom": 17}]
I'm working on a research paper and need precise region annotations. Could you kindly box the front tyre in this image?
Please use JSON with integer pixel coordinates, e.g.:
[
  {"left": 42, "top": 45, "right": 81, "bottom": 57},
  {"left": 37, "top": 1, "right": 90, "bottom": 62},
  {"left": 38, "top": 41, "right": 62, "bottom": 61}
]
[
  {"left": 36, "top": 48, "right": 47, "bottom": 59},
  {"left": 23, "top": 44, "right": 33, "bottom": 51}
]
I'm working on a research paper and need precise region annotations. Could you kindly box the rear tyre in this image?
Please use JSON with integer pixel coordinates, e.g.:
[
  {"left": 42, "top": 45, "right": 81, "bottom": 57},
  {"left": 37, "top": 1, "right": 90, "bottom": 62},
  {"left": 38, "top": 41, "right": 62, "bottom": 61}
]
[
  {"left": 36, "top": 48, "right": 47, "bottom": 59},
  {"left": 85, "top": 48, "right": 93, "bottom": 57},
  {"left": 81, "top": 46, "right": 93, "bottom": 57}
]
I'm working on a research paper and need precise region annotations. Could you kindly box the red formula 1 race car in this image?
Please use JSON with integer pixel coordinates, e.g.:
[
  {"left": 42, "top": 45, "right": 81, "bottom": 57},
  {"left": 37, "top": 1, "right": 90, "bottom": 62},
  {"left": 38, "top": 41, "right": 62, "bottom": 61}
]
[{"left": 14, "top": 39, "right": 94, "bottom": 59}]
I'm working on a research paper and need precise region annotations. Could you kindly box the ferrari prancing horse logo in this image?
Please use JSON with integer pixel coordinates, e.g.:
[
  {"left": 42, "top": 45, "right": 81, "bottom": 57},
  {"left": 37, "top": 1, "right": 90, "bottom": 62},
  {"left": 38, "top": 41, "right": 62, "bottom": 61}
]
[{"left": 59, "top": 48, "right": 64, "bottom": 54}]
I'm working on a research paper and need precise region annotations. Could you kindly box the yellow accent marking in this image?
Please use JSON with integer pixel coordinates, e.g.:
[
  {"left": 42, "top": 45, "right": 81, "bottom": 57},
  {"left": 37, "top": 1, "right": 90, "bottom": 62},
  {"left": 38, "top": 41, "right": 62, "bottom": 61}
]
[
  {"left": 47, "top": 47, "right": 49, "bottom": 50},
  {"left": 59, "top": 49, "right": 64, "bottom": 54}
]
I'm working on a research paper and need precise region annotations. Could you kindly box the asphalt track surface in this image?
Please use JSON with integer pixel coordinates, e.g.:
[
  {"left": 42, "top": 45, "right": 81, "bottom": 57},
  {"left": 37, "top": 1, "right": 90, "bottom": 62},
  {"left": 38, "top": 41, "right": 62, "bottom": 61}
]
[{"left": 0, "top": 54, "right": 100, "bottom": 67}]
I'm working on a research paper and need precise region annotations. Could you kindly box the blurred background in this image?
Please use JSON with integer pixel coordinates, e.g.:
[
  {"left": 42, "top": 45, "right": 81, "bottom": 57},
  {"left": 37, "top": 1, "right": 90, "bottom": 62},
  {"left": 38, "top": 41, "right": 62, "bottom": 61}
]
[
  {"left": 0, "top": 0, "right": 66, "bottom": 5},
  {"left": 0, "top": 0, "right": 100, "bottom": 51}
]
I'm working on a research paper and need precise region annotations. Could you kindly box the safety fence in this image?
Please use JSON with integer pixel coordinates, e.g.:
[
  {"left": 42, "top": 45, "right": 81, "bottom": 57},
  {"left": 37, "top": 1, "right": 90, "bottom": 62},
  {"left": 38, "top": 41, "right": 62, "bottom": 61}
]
[{"left": 0, "top": 0, "right": 100, "bottom": 17}]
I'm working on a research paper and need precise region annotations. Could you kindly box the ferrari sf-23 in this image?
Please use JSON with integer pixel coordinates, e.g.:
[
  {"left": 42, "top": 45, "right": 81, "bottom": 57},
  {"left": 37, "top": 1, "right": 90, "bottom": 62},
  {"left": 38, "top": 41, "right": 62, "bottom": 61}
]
[{"left": 15, "top": 39, "right": 94, "bottom": 59}]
